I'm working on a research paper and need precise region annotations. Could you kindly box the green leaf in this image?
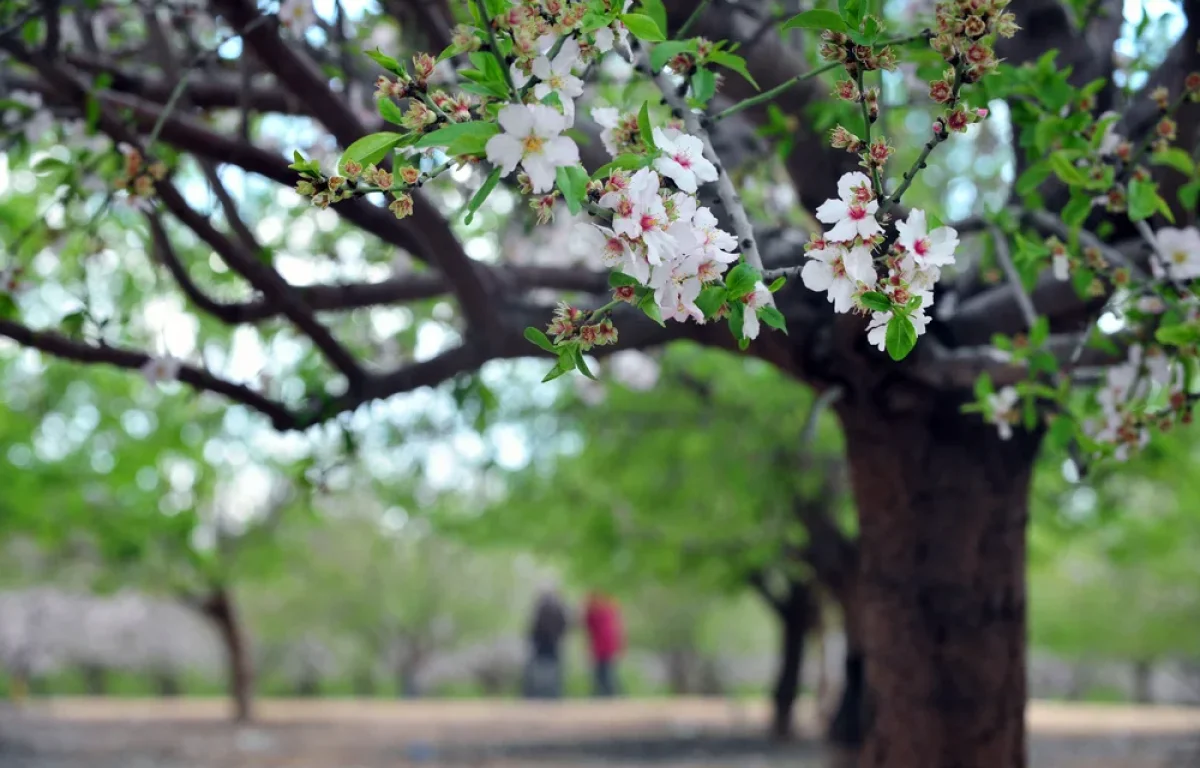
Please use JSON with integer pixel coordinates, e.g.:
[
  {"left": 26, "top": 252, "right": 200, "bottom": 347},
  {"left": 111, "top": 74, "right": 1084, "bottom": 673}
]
[
  {"left": 884, "top": 314, "right": 917, "bottom": 361},
  {"left": 1180, "top": 180, "right": 1200, "bottom": 212},
  {"left": 768, "top": 276, "right": 786, "bottom": 293},
  {"left": 341, "top": 132, "right": 406, "bottom": 170},
  {"left": 973, "top": 371, "right": 995, "bottom": 401},
  {"left": 555, "top": 164, "right": 590, "bottom": 215},
  {"left": 1151, "top": 147, "right": 1196, "bottom": 177},
  {"left": 1062, "top": 192, "right": 1092, "bottom": 229},
  {"left": 695, "top": 286, "right": 727, "bottom": 318},
  {"left": 0, "top": 294, "right": 19, "bottom": 321},
  {"left": 365, "top": 48, "right": 408, "bottom": 77},
  {"left": 592, "top": 153, "right": 651, "bottom": 179},
  {"left": 524, "top": 327, "right": 558, "bottom": 354},
  {"left": 638, "top": 101, "right": 656, "bottom": 150},
  {"left": 650, "top": 40, "right": 695, "bottom": 72},
  {"left": 1155, "top": 323, "right": 1200, "bottom": 347},
  {"left": 1015, "top": 160, "right": 1052, "bottom": 197},
  {"left": 780, "top": 9, "right": 849, "bottom": 32},
  {"left": 572, "top": 346, "right": 598, "bottom": 380},
  {"left": 839, "top": 0, "right": 864, "bottom": 26},
  {"left": 609, "top": 271, "right": 640, "bottom": 288},
  {"left": 376, "top": 97, "right": 406, "bottom": 126},
  {"left": 860, "top": 291, "right": 892, "bottom": 312},
  {"left": 1127, "top": 178, "right": 1161, "bottom": 222},
  {"left": 415, "top": 121, "right": 499, "bottom": 150},
  {"left": 706, "top": 51, "right": 759, "bottom": 89},
  {"left": 637, "top": 291, "right": 665, "bottom": 326},
  {"left": 542, "top": 355, "right": 574, "bottom": 382},
  {"left": 1029, "top": 315, "right": 1050, "bottom": 347},
  {"left": 464, "top": 168, "right": 503, "bottom": 224},
  {"left": 724, "top": 263, "right": 760, "bottom": 300},
  {"left": 1048, "top": 151, "right": 1089, "bottom": 187},
  {"left": 639, "top": 0, "right": 668, "bottom": 37},
  {"left": 691, "top": 68, "right": 717, "bottom": 103},
  {"left": 620, "top": 13, "right": 666, "bottom": 42},
  {"left": 61, "top": 311, "right": 86, "bottom": 338},
  {"left": 759, "top": 306, "right": 787, "bottom": 334}
]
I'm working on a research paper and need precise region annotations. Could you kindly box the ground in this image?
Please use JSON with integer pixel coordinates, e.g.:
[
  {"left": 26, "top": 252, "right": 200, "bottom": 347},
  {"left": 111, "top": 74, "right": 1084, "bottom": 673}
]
[{"left": 2, "top": 698, "right": 1199, "bottom": 767}]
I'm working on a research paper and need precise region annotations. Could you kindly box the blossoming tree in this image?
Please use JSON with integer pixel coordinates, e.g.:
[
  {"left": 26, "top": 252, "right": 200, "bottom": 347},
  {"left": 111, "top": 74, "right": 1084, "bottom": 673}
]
[{"left": 1, "top": 0, "right": 1199, "bottom": 764}]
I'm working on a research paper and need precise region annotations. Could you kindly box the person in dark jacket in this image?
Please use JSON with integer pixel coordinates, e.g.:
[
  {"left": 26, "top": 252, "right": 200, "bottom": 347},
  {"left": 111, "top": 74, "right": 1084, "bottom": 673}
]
[{"left": 524, "top": 587, "right": 568, "bottom": 698}]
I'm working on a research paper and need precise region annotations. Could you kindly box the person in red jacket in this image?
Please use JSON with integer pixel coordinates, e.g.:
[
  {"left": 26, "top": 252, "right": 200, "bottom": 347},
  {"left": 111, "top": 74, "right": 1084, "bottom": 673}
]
[{"left": 583, "top": 591, "right": 624, "bottom": 697}]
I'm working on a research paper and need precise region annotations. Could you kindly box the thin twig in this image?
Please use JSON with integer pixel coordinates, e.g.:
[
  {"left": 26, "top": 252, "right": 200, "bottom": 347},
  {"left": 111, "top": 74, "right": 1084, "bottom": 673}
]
[
  {"left": 676, "top": 0, "right": 713, "bottom": 39},
  {"left": 991, "top": 226, "right": 1038, "bottom": 330}
]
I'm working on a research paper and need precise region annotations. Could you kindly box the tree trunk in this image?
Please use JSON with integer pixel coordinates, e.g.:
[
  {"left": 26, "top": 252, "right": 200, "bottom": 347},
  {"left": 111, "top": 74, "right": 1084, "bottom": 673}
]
[
  {"left": 839, "top": 392, "right": 1042, "bottom": 768},
  {"left": 1132, "top": 660, "right": 1153, "bottom": 704},
  {"left": 828, "top": 578, "right": 867, "bottom": 749},
  {"left": 199, "top": 587, "right": 255, "bottom": 723},
  {"left": 80, "top": 663, "right": 108, "bottom": 695},
  {"left": 770, "top": 582, "right": 813, "bottom": 741},
  {"left": 152, "top": 670, "right": 182, "bottom": 697}
]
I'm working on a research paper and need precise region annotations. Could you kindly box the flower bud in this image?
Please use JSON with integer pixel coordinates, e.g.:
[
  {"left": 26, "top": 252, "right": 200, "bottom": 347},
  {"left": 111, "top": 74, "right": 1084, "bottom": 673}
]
[
  {"left": 400, "top": 166, "right": 420, "bottom": 186},
  {"left": 1151, "top": 86, "right": 1170, "bottom": 110},
  {"left": 929, "top": 80, "right": 953, "bottom": 103},
  {"left": 343, "top": 160, "right": 363, "bottom": 178},
  {"left": 452, "top": 24, "right": 481, "bottom": 53},
  {"left": 389, "top": 193, "right": 414, "bottom": 219}
]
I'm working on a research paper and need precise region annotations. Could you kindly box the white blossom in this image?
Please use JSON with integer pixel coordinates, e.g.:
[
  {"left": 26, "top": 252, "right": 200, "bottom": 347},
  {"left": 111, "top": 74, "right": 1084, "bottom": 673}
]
[
  {"left": 816, "top": 172, "right": 882, "bottom": 242},
  {"left": 531, "top": 38, "right": 584, "bottom": 121},
  {"left": 485, "top": 104, "right": 579, "bottom": 193},
  {"left": 741, "top": 282, "right": 777, "bottom": 340},
  {"left": 592, "top": 107, "right": 622, "bottom": 157},
  {"left": 895, "top": 210, "right": 958, "bottom": 269},
  {"left": 865, "top": 299, "right": 933, "bottom": 352},
  {"left": 1151, "top": 226, "right": 1200, "bottom": 282},
  {"left": 278, "top": 0, "right": 316, "bottom": 34},
  {"left": 652, "top": 129, "right": 718, "bottom": 194},
  {"left": 1052, "top": 251, "right": 1070, "bottom": 281},
  {"left": 801, "top": 242, "right": 874, "bottom": 313},
  {"left": 986, "top": 386, "right": 1020, "bottom": 440}
]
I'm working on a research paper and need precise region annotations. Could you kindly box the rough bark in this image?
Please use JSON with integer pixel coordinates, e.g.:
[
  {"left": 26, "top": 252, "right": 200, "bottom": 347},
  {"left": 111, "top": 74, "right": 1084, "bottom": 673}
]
[
  {"left": 839, "top": 391, "right": 1043, "bottom": 768},
  {"left": 200, "top": 588, "right": 255, "bottom": 723}
]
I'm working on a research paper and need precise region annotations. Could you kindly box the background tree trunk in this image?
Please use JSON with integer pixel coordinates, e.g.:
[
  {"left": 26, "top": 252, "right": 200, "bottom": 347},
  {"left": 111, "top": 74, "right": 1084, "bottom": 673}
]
[
  {"left": 1133, "top": 660, "right": 1154, "bottom": 704},
  {"left": 840, "top": 392, "right": 1042, "bottom": 768},
  {"left": 770, "top": 581, "right": 814, "bottom": 741},
  {"left": 827, "top": 575, "right": 867, "bottom": 749},
  {"left": 200, "top": 587, "right": 255, "bottom": 723},
  {"left": 80, "top": 663, "right": 107, "bottom": 695},
  {"left": 152, "top": 670, "right": 182, "bottom": 697}
]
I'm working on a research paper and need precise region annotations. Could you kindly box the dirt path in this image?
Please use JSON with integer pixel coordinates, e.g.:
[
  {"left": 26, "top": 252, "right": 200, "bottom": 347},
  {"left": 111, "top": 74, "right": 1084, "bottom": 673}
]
[{"left": 2, "top": 698, "right": 1198, "bottom": 767}]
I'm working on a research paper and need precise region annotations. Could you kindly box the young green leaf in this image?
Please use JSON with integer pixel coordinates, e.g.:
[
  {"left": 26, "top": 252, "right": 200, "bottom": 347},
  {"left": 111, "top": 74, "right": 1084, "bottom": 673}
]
[
  {"left": 859, "top": 291, "right": 893, "bottom": 312},
  {"left": 555, "top": 164, "right": 590, "bottom": 215},
  {"left": 638, "top": 101, "right": 657, "bottom": 150},
  {"left": 650, "top": 40, "right": 695, "bottom": 72},
  {"left": 341, "top": 132, "right": 407, "bottom": 170},
  {"left": 759, "top": 306, "right": 787, "bottom": 334},
  {"left": 620, "top": 12, "right": 666, "bottom": 42},
  {"left": 695, "top": 286, "right": 727, "bottom": 318},
  {"left": 1151, "top": 147, "right": 1196, "bottom": 177},
  {"left": 591, "top": 153, "right": 651, "bottom": 180},
  {"left": 639, "top": 0, "right": 668, "bottom": 37},
  {"left": 376, "top": 97, "right": 406, "bottom": 126},
  {"left": 464, "top": 167, "right": 503, "bottom": 224},
  {"left": 884, "top": 314, "right": 918, "bottom": 361},
  {"left": 415, "top": 121, "right": 499, "bottom": 149},
  {"left": 705, "top": 51, "right": 759, "bottom": 89},
  {"left": 572, "top": 346, "right": 598, "bottom": 380},
  {"left": 542, "top": 355, "right": 574, "bottom": 382},
  {"left": 365, "top": 48, "right": 407, "bottom": 77},
  {"left": 724, "top": 263, "right": 760, "bottom": 300},
  {"left": 524, "top": 327, "right": 558, "bottom": 354},
  {"left": 638, "top": 291, "right": 665, "bottom": 326},
  {"left": 1127, "top": 178, "right": 1161, "bottom": 222},
  {"left": 768, "top": 276, "right": 787, "bottom": 292},
  {"left": 609, "top": 271, "right": 640, "bottom": 288},
  {"left": 691, "top": 68, "right": 717, "bottom": 103},
  {"left": 780, "top": 9, "right": 849, "bottom": 32}
]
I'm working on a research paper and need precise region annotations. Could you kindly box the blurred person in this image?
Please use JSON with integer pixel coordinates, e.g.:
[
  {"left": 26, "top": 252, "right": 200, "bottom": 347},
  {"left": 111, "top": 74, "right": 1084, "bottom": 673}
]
[
  {"left": 524, "top": 586, "right": 568, "bottom": 699},
  {"left": 583, "top": 591, "right": 624, "bottom": 697}
]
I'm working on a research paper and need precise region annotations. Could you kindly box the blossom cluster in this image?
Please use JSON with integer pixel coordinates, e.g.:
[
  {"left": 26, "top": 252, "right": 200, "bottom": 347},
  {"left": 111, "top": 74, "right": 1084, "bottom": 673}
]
[
  {"left": 800, "top": 171, "right": 959, "bottom": 352},
  {"left": 1086, "top": 345, "right": 1187, "bottom": 461}
]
